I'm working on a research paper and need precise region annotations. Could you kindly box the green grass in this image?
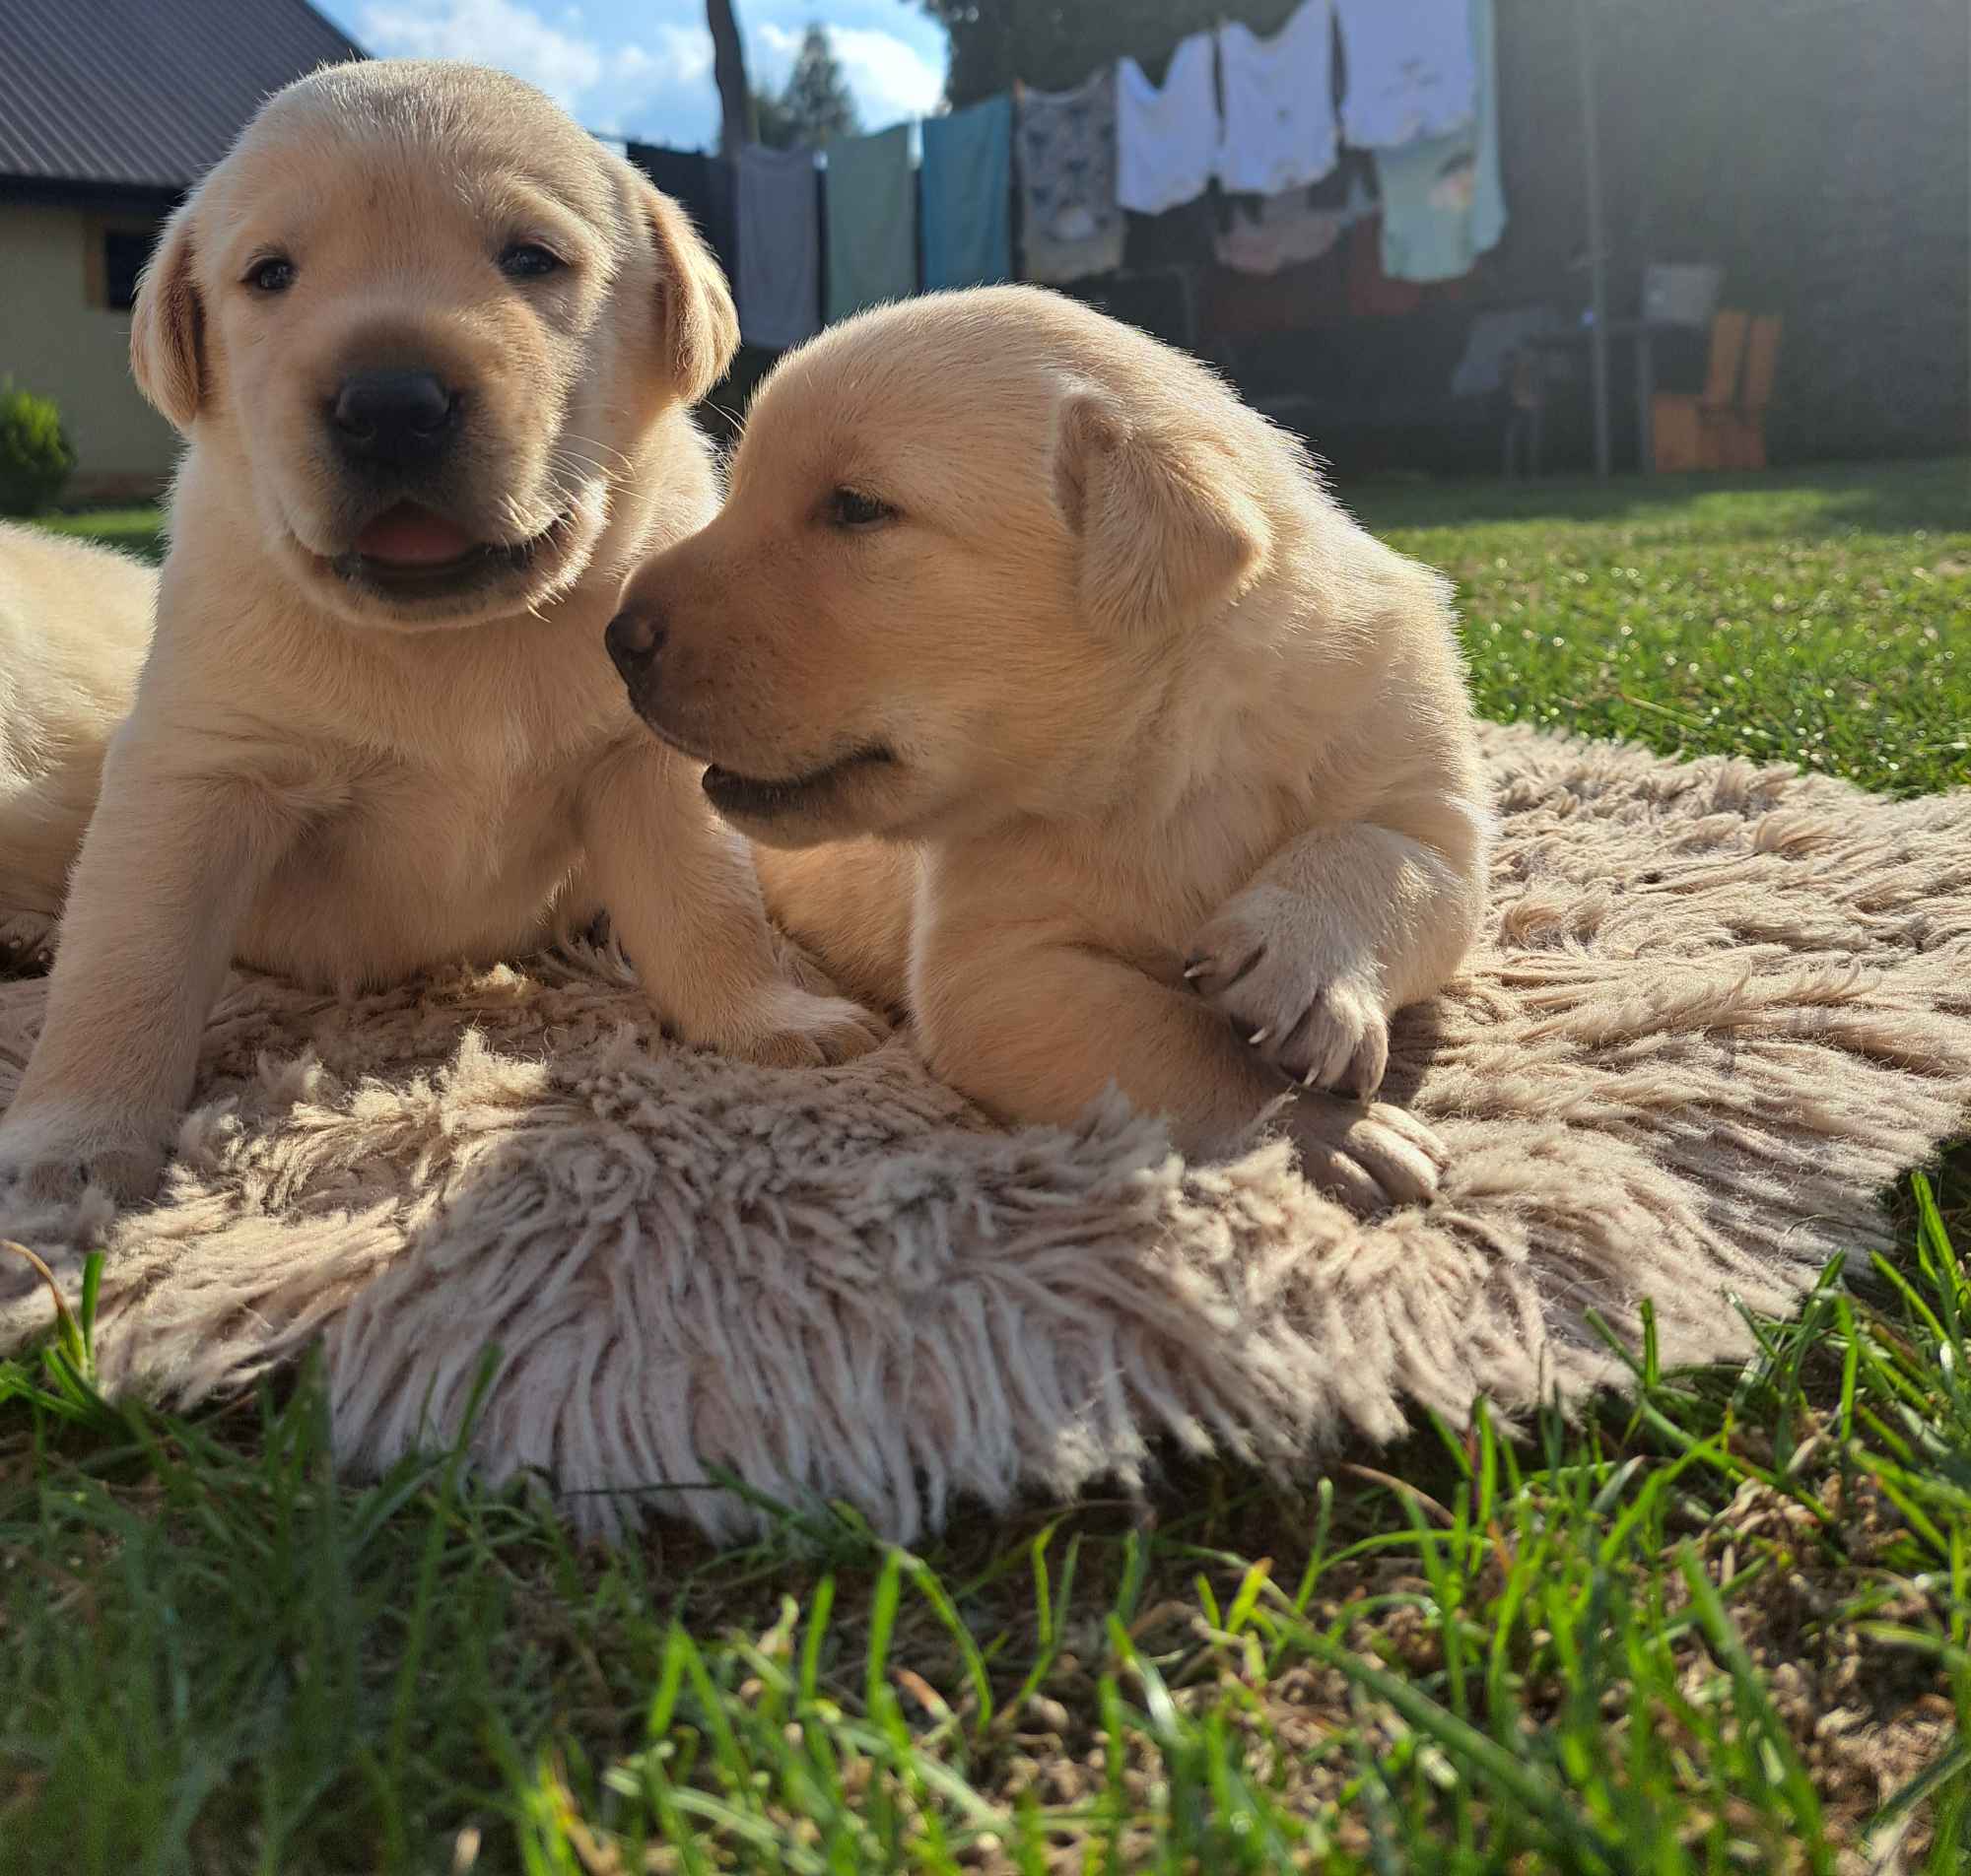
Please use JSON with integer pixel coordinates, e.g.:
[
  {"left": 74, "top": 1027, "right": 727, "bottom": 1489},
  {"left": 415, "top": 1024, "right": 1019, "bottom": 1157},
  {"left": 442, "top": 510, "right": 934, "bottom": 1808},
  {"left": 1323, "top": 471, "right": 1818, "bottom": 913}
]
[
  {"left": 1356, "top": 456, "right": 1971, "bottom": 798},
  {"left": 5, "top": 458, "right": 1969, "bottom": 1873},
  {"left": 35, "top": 504, "right": 168, "bottom": 563}
]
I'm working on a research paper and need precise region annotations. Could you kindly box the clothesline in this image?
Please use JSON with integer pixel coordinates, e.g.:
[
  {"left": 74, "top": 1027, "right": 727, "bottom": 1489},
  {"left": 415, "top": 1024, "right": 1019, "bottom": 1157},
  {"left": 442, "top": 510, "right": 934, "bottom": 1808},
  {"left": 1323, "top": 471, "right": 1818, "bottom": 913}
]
[{"left": 629, "top": 0, "right": 1506, "bottom": 354}]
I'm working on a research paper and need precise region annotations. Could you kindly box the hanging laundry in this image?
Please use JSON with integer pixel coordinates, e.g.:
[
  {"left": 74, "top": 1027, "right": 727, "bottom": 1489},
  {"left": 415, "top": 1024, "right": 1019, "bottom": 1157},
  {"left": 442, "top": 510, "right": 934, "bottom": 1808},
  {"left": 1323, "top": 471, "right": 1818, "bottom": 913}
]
[
  {"left": 1373, "top": 0, "right": 1505, "bottom": 281},
  {"left": 1332, "top": 0, "right": 1477, "bottom": 149},
  {"left": 920, "top": 94, "right": 1013, "bottom": 290},
  {"left": 1215, "top": 167, "right": 1370, "bottom": 276},
  {"left": 1216, "top": 190, "right": 1351, "bottom": 275},
  {"left": 1345, "top": 214, "right": 1425, "bottom": 317},
  {"left": 824, "top": 123, "right": 916, "bottom": 322},
  {"left": 1214, "top": 0, "right": 1338, "bottom": 198},
  {"left": 1015, "top": 69, "right": 1125, "bottom": 284},
  {"left": 625, "top": 143, "right": 737, "bottom": 286},
  {"left": 735, "top": 145, "right": 821, "bottom": 351},
  {"left": 1116, "top": 32, "right": 1219, "bottom": 215}
]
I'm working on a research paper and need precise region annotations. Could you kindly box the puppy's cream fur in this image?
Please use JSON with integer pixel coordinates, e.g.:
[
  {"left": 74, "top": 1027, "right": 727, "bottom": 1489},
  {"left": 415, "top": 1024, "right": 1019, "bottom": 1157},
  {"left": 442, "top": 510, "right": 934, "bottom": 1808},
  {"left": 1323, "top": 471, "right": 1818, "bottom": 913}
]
[
  {"left": 613, "top": 288, "right": 1491, "bottom": 1211},
  {"left": 0, "top": 61, "right": 876, "bottom": 1210},
  {"left": 0, "top": 525, "right": 154, "bottom": 955}
]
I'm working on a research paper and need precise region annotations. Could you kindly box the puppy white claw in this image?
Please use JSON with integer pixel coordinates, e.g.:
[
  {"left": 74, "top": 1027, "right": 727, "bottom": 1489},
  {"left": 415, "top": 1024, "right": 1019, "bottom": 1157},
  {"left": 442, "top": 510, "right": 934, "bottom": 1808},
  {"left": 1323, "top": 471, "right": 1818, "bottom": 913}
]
[{"left": 1186, "top": 885, "right": 1392, "bottom": 1100}]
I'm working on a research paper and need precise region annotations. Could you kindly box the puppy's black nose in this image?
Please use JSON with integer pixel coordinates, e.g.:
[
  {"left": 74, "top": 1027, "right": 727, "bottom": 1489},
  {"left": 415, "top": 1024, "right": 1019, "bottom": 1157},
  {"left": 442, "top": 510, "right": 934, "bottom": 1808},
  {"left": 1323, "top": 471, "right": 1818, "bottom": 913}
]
[
  {"left": 605, "top": 609, "right": 667, "bottom": 681},
  {"left": 331, "top": 369, "right": 458, "bottom": 467}
]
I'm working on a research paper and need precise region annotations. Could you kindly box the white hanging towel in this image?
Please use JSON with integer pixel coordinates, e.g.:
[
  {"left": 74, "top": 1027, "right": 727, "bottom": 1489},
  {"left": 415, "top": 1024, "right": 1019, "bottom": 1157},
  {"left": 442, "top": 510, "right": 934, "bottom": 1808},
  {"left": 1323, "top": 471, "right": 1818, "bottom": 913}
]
[
  {"left": 1333, "top": 0, "right": 1478, "bottom": 148},
  {"left": 1116, "top": 33, "right": 1220, "bottom": 214},
  {"left": 1214, "top": 0, "right": 1339, "bottom": 197}
]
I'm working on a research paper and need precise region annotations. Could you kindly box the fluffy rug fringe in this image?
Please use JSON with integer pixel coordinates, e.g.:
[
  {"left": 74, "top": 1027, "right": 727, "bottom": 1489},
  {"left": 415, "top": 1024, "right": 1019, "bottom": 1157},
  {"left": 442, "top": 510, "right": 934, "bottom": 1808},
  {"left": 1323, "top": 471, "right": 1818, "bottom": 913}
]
[{"left": 3, "top": 723, "right": 1968, "bottom": 1542}]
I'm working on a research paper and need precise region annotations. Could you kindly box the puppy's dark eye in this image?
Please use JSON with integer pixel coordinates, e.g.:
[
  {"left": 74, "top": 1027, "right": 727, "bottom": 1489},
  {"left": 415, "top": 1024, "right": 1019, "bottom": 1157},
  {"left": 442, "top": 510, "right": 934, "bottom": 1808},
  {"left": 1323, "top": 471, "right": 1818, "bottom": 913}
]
[
  {"left": 500, "top": 242, "right": 563, "bottom": 280},
  {"left": 245, "top": 256, "right": 296, "bottom": 294},
  {"left": 826, "top": 487, "right": 894, "bottom": 529}
]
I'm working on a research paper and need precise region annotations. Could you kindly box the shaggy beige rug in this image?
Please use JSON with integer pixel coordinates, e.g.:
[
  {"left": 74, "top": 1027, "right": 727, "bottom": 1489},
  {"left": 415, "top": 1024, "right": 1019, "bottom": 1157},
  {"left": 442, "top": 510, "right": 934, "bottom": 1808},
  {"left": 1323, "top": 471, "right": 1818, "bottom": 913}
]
[{"left": 3, "top": 722, "right": 1969, "bottom": 1541}]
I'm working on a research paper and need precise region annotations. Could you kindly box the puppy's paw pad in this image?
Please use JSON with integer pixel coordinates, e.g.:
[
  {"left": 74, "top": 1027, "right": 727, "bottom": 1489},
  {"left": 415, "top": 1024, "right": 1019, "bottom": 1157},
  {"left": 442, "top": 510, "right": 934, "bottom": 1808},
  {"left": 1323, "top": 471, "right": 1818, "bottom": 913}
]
[
  {"left": 1285, "top": 1096, "right": 1447, "bottom": 1217},
  {"left": 3, "top": 1153, "right": 161, "bottom": 1210},
  {"left": 714, "top": 987, "right": 891, "bottom": 1069},
  {"left": 0, "top": 1114, "right": 169, "bottom": 1215}
]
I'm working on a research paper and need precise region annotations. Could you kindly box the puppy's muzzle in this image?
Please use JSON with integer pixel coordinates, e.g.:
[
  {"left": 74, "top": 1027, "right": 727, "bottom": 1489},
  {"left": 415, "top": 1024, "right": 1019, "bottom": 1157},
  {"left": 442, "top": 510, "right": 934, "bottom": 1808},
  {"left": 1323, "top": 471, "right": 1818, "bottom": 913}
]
[
  {"left": 605, "top": 608, "right": 667, "bottom": 695},
  {"left": 330, "top": 368, "right": 460, "bottom": 472}
]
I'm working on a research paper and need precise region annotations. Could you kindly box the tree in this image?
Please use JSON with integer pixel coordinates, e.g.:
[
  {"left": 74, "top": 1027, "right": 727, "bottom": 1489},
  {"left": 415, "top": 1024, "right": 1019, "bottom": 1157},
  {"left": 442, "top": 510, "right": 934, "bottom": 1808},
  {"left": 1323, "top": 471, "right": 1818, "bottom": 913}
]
[
  {"left": 707, "top": 0, "right": 757, "bottom": 156},
  {"left": 774, "top": 24, "right": 860, "bottom": 147},
  {"left": 707, "top": 7, "right": 860, "bottom": 155},
  {"left": 750, "top": 85, "right": 797, "bottom": 150}
]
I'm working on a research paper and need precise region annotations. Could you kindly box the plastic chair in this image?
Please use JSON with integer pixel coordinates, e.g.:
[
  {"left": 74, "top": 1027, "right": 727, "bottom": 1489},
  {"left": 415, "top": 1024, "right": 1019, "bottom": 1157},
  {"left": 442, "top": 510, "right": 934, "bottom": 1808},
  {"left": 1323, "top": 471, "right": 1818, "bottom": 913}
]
[
  {"left": 1651, "top": 308, "right": 1749, "bottom": 472},
  {"left": 1722, "top": 314, "right": 1783, "bottom": 469}
]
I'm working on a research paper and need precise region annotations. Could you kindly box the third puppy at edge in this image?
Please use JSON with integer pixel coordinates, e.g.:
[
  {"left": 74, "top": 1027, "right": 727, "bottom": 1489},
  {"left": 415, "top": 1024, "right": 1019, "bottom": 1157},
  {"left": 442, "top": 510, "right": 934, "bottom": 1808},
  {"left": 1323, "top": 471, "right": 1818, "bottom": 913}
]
[{"left": 609, "top": 287, "right": 1493, "bottom": 1213}]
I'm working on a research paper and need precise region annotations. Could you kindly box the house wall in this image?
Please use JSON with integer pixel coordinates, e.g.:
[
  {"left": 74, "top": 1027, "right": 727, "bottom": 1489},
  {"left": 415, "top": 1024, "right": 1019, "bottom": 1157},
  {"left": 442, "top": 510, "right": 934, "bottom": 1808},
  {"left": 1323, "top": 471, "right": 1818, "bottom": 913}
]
[
  {"left": 0, "top": 200, "right": 178, "bottom": 499},
  {"left": 1245, "top": 0, "right": 1971, "bottom": 472},
  {"left": 937, "top": 0, "right": 1969, "bottom": 473},
  {"left": 1580, "top": 0, "right": 1970, "bottom": 466}
]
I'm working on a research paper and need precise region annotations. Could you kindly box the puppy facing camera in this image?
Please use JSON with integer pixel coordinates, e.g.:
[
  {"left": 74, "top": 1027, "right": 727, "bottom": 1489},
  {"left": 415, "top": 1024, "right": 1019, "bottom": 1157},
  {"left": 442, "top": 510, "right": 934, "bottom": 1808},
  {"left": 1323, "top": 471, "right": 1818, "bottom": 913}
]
[{"left": 0, "top": 60, "right": 882, "bottom": 1217}]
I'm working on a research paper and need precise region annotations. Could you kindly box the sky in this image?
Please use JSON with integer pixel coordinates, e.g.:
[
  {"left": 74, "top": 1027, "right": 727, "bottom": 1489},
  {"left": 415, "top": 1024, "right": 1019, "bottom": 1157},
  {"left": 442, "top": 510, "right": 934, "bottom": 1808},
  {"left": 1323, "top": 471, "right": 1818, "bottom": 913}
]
[{"left": 314, "top": 0, "right": 950, "bottom": 151}]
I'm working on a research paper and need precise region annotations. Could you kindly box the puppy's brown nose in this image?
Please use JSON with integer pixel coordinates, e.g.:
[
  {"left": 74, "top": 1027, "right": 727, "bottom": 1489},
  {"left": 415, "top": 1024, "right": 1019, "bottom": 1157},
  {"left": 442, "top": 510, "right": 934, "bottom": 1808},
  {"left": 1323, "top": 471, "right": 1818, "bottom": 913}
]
[{"left": 605, "top": 609, "right": 666, "bottom": 683}]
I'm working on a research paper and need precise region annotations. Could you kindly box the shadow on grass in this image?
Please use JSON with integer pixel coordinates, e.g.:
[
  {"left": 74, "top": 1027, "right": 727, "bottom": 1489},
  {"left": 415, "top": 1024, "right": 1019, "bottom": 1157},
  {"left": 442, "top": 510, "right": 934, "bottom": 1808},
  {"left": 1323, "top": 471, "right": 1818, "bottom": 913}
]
[{"left": 1341, "top": 454, "right": 1971, "bottom": 543}]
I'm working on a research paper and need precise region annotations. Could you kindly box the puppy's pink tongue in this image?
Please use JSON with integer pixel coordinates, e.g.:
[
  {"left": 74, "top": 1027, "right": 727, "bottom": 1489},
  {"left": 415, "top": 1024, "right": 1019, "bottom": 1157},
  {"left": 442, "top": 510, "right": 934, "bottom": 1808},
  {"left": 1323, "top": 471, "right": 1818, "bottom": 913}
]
[{"left": 356, "top": 504, "right": 476, "bottom": 565}]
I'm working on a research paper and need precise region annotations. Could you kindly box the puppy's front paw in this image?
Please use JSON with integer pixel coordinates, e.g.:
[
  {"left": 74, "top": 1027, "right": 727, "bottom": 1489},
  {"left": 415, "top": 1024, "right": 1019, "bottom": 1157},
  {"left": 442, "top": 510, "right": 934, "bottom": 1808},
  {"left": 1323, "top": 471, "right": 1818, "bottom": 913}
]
[
  {"left": 1283, "top": 1095, "right": 1446, "bottom": 1218},
  {"left": 1185, "top": 889, "right": 1389, "bottom": 1098},
  {"left": 0, "top": 1107, "right": 168, "bottom": 1213},
  {"left": 697, "top": 982, "right": 892, "bottom": 1070}
]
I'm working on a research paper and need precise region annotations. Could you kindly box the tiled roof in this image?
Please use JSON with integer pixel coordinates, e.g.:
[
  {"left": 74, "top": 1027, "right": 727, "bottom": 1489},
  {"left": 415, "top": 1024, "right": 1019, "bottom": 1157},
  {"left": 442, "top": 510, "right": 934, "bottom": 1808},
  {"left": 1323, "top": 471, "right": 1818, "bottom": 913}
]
[{"left": 0, "top": 0, "right": 365, "bottom": 196}]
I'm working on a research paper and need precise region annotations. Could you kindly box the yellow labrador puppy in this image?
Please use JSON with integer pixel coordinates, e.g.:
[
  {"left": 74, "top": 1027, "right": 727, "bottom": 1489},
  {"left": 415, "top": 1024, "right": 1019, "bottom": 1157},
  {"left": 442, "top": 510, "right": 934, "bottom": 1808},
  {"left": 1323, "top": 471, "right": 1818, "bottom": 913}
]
[
  {"left": 0, "top": 525, "right": 155, "bottom": 961},
  {"left": 607, "top": 288, "right": 1492, "bottom": 1213},
  {"left": 0, "top": 61, "right": 877, "bottom": 1210}
]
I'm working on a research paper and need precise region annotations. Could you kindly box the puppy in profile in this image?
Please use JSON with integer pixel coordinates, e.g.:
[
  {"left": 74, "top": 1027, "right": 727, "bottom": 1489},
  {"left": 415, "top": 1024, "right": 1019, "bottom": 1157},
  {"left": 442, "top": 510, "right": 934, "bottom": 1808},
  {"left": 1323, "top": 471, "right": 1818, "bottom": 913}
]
[
  {"left": 0, "top": 61, "right": 878, "bottom": 1212},
  {"left": 607, "top": 287, "right": 1491, "bottom": 1212}
]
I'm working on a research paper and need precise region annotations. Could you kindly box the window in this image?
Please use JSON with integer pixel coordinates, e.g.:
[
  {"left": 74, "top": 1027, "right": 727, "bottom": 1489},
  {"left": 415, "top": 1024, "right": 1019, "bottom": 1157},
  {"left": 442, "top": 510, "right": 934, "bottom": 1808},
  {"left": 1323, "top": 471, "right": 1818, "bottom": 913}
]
[
  {"left": 102, "top": 229, "right": 155, "bottom": 310},
  {"left": 84, "top": 218, "right": 164, "bottom": 311}
]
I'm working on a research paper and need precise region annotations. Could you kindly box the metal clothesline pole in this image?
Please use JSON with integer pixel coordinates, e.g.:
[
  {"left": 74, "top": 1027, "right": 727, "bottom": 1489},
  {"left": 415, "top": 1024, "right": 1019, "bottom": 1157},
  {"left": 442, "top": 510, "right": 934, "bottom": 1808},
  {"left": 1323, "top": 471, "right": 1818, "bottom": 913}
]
[{"left": 1575, "top": 0, "right": 1613, "bottom": 480}]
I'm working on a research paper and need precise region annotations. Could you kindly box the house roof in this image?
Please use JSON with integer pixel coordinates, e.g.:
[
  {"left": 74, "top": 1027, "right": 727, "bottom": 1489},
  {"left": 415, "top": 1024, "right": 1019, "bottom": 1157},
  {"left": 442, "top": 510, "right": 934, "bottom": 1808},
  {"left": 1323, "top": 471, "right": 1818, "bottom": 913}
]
[{"left": 0, "top": 0, "right": 365, "bottom": 199}]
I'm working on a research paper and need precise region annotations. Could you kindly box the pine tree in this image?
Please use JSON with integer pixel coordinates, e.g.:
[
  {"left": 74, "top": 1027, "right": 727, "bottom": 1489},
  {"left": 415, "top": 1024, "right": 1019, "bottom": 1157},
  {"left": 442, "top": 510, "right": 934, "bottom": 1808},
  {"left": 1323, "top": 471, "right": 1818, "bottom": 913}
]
[{"left": 775, "top": 24, "right": 860, "bottom": 148}]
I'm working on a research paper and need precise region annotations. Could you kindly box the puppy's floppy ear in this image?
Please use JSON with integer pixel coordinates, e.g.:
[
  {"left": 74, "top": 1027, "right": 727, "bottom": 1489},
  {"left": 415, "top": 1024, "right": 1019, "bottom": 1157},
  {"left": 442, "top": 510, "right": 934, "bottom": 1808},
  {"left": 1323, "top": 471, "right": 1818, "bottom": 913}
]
[
  {"left": 1052, "top": 384, "right": 1271, "bottom": 636},
  {"left": 636, "top": 177, "right": 740, "bottom": 407},
  {"left": 131, "top": 199, "right": 205, "bottom": 432}
]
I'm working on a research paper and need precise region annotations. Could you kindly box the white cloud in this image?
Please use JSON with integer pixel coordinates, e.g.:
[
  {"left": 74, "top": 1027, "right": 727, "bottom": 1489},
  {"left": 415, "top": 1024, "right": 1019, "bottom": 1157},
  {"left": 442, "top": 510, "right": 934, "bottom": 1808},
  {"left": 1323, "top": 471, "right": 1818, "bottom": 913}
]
[
  {"left": 347, "top": 0, "right": 939, "bottom": 150},
  {"left": 646, "top": 24, "right": 714, "bottom": 89},
  {"left": 755, "top": 19, "right": 942, "bottom": 127},
  {"left": 586, "top": 26, "right": 714, "bottom": 134},
  {"left": 755, "top": 22, "right": 798, "bottom": 58},
  {"left": 359, "top": 0, "right": 604, "bottom": 108},
  {"left": 829, "top": 26, "right": 944, "bottom": 121}
]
